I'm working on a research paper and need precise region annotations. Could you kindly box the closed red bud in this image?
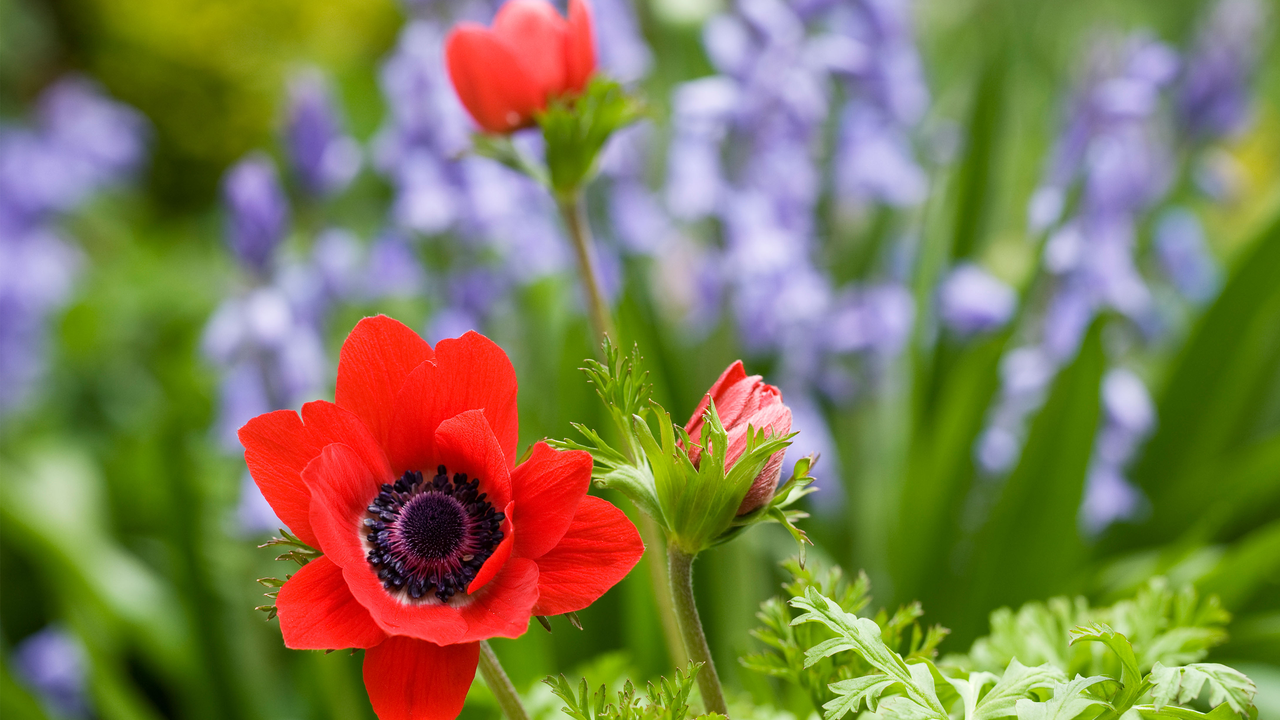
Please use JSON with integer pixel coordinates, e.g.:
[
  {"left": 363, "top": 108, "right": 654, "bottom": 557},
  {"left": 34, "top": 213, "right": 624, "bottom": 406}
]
[
  {"left": 684, "top": 361, "right": 793, "bottom": 515},
  {"left": 445, "top": 0, "right": 597, "bottom": 134}
]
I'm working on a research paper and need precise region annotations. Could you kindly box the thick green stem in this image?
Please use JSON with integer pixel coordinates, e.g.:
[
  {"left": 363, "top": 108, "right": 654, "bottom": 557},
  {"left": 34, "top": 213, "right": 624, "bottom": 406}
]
[
  {"left": 478, "top": 641, "right": 531, "bottom": 720},
  {"left": 557, "top": 192, "right": 617, "bottom": 342},
  {"left": 668, "top": 547, "right": 729, "bottom": 717},
  {"left": 639, "top": 514, "right": 690, "bottom": 669}
]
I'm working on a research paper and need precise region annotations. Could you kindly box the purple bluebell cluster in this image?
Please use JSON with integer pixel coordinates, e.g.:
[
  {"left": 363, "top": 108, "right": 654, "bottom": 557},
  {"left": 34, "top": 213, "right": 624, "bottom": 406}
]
[
  {"left": 11, "top": 626, "right": 90, "bottom": 718},
  {"left": 285, "top": 69, "right": 363, "bottom": 197},
  {"left": 650, "top": 0, "right": 934, "bottom": 503},
  {"left": 209, "top": 153, "right": 401, "bottom": 532},
  {"left": 661, "top": 0, "right": 930, "bottom": 359},
  {"left": 1177, "top": 0, "right": 1266, "bottom": 142},
  {"left": 1, "top": 76, "right": 148, "bottom": 419},
  {"left": 977, "top": 32, "right": 1177, "bottom": 480},
  {"left": 976, "top": 0, "right": 1265, "bottom": 533}
]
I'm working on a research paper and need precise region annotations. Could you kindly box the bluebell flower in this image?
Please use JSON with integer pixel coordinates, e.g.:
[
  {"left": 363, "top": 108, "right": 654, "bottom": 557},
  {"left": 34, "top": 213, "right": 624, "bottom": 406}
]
[
  {"left": 285, "top": 69, "right": 362, "bottom": 197},
  {"left": 12, "top": 626, "right": 90, "bottom": 718},
  {"left": 937, "top": 263, "right": 1017, "bottom": 336},
  {"left": 592, "top": 0, "right": 652, "bottom": 83},
  {"left": 38, "top": 76, "right": 148, "bottom": 187},
  {"left": 0, "top": 78, "right": 146, "bottom": 419},
  {"left": 1154, "top": 207, "right": 1220, "bottom": 303},
  {"left": 1081, "top": 368, "right": 1154, "bottom": 533},
  {"left": 976, "top": 31, "right": 1179, "bottom": 476},
  {"left": 1177, "top": 0, "right": 1266, "bottom": 140},
  {"left": 221, "top": 154, "right": 290, "bottom": 274},
  {"left": 363, "top": 232, "right": 428, "bottom": 298},
  {"left": 835, "top": 103, "right": 928, "bottom": 209},
  {"left": 1081, "top": 464, "right": 1144, "bottom": 535}
]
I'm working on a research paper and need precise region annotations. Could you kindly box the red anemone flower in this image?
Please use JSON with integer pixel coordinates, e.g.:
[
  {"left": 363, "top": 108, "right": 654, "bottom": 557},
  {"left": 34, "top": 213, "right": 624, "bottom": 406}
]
[
  {"left": 445, "top": 0, "right": 596, "bottom": 134},
  {"left": 240, "top": 316, "right": 643, "bottom": 720},
  {"left": 684, "top": 361, "right": 793, "bottom": 515}
]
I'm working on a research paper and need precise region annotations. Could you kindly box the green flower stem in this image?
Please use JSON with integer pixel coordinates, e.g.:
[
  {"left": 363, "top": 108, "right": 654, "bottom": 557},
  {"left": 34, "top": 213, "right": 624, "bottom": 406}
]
[
  {"left": 668, "top": 546, "right": 729, "bottom": 717},
  {"left": 478, "top": 641, "right": 531, "bottom": 720},
  {"left": 556, "top": 192, "right": 617, "bottom": 342},
  {"left": 641, "top": 514, "right": 691, "bottom": 670},
  {"left": 555, "top": 188, "right": 688, "bottom": 671}
]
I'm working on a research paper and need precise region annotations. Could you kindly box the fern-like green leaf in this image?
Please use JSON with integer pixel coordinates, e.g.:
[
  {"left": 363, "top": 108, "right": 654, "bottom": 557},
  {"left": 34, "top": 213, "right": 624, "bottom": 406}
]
[
  {"left": 791, "top": 588, "right": 949, "bottom": 719},
  {"left": 1148, "top": 663, "right": 1256, "bottom": 718},
  {"left": 824, "top": 675, "right": 898, "bottom": 719},
  {"left": 1013, "top": 675, "right": 1113, "bottom": 720}
]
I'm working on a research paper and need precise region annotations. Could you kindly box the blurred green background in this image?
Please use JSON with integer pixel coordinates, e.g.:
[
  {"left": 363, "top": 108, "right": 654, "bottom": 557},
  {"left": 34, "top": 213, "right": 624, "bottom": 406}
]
[{"left": 1, "top": 0, "right": 1278, "bottom": 718}]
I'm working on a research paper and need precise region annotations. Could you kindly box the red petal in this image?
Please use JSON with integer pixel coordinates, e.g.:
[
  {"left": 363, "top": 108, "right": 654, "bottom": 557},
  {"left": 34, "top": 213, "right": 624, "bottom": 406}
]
[
  {"left": 240, "top": 402, "right": 392, "bottom": 547},
  {"left": 565, "top": 0, "right": 596, "bottom": 92},
  {"left": 363, "top": 638, "right": 479, "bottom": 720},
  {"left": 335, "top": 316, "right": 434, "bottom": 453},
  {"left": 493, "top": 0, "right": 570, "bottom": 97},
  {"left": 276, "top": 556, "right": 386, "bottom": 650},
  {"left": 685, "top": 361, "right": 748, "bottom": 436},
  {"left": 533, "top": 496, "right": 644, "bottom": 616},
  {"left": 509, "top": 442, "right": 591, "bottom": 559},
  {"left": 240, "top": 410, "right": 321, "bottom": 546},
  {"left": 432, "top": 410, "right": 513, "bottom": 511},
  {"left": 387, "top": 331, "right": 519, "bottom": 475},
  {"left": 446, "top": 25, "right": 546, "bottom": 133},
  {"left": 457, "top": 557, "right": 539, "bottom": 640},
  {"left": 469, "top": 502, "right": 515, "bottom": 594},
  {"left": 305, "top": 443, "right": 393, "bottom": 563},
  {"left": 722, "top": 397, "right": 792, "bottom": 468}
]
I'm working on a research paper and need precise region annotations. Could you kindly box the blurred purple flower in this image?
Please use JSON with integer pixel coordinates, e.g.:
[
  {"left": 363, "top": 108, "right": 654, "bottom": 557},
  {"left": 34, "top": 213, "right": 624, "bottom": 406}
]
[
  {"left": 826, "top": 283, "right": 916, "bottom": 356},
  {"left": 203, "top": 283, "right": 328, "bottom": 451},
  {"left": 976, "top": 425, "right": 1021, "bottom": 476},
  {"left": 38, "top": 76, "right": 148, "bottom": 179},
  {"left": 285, "top": 70, "right": 362, "bottom": 197},
  {"left": 1178, "top": 0, "right": 1266, "bottom": 140},
  {"left": 363, "top": 232, "right": 428, "bottom": 298},
  {"left": 937, "top": 263, "right": 1017, "bottom": 335},
  {"left": 1081, "top": 463, "right": 1144, "bottom": 535},
  {"left": 0, "top": 76, "right": 147, "bottom": 225},
  {"left": 592, "top": 0, "right": 652, "bottom": 83},
  {"left": 222, "top": 154, "right": 290, "bottom": 273},
  {"left": 1102, "top": 367, "right": 1155, "bottom": 436},
  {"left": 835, "top": 104, "right": 927, "bottom": 208},
  {"left": 12, "top": 626, "right": 90, "bottom": 719},
  {"left": 1155, "top": 207, "right": 1220, "bottom": 304},
  {"left": 1081, "top": 368, "right": 1154, "bottom": 533},
  {"left": 1, "top": 78, "right": 146, "bottom": 420}
]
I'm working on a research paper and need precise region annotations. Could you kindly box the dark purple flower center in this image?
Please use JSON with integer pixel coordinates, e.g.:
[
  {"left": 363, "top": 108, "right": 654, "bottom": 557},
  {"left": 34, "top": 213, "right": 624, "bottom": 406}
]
[{"left": 364, "top": 466, "right": 504, "bottom": 603}]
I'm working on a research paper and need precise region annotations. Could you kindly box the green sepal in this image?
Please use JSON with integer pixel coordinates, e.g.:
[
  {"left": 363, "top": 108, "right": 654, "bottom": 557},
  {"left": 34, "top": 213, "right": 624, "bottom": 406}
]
[
  {"left": 637, "top": 398, "right": 795, "bottom": 555},
  {"left": 537, "top": 77, "right": 645, "bottom": 195},
  {"left": 470, "top": 133, "right": 548, "bottom": 185},
  {"left": 711, "top": 454, "right": 818, "bottom": 558}
]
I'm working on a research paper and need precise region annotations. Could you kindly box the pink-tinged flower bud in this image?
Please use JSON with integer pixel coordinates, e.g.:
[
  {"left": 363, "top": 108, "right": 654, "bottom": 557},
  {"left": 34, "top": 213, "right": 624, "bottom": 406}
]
[{"left": 684, "top": 361, "right": 792, "bottom": 515}]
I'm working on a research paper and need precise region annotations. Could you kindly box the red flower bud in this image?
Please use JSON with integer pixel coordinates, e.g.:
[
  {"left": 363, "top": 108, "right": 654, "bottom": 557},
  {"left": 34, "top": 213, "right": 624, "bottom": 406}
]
[
  {"left": 684, "top": 361, "right": 793, "bottom": 515},
  {"left": 445, "top": 0, "right": 597, "bottom": 134}
]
